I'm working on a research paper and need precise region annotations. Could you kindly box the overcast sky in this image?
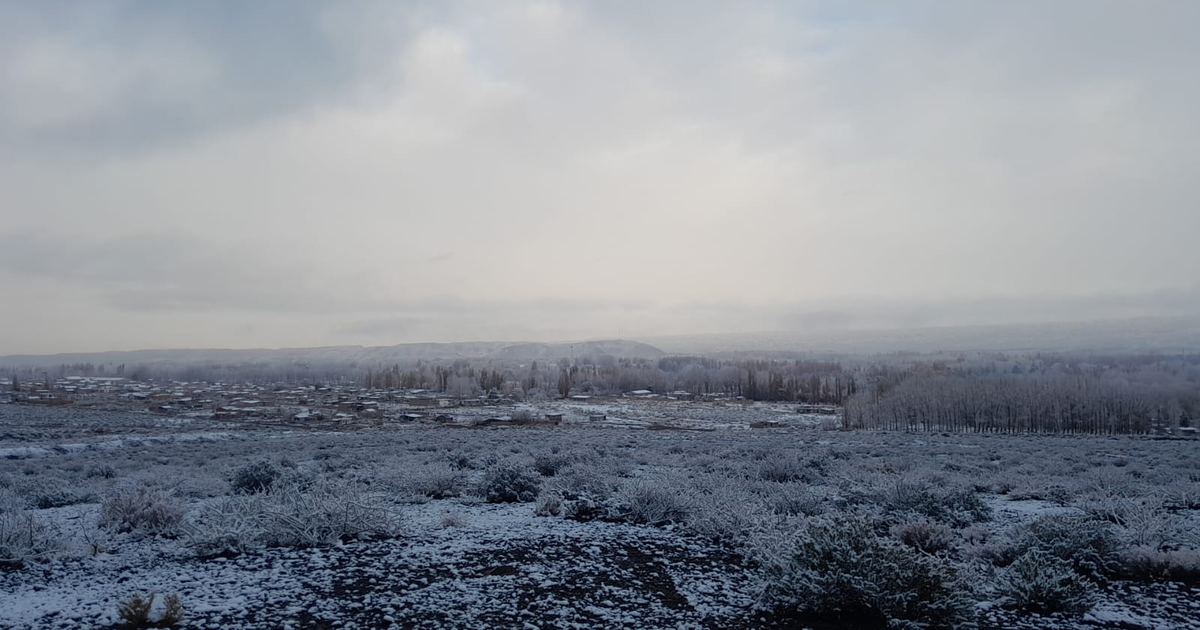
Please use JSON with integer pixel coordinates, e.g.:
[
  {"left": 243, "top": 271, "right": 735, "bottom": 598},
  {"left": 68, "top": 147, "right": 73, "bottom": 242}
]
[{"left": 2, "top": 0, "right": 1198, "bottom": 354}]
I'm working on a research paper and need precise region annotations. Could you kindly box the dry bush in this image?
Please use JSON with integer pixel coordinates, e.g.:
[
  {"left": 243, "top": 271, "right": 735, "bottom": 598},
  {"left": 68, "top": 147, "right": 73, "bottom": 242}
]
[
  {"left": 997, "top": 549, "right": 1095, "bottom": 615},
  {"left": 533, "top": 452, "right": 577, "bottom": 477},
  {"left": 229, "top": 460, "right": 280, "bottom": 495},
  {"left": 613, "top": 478, "right": 691, "bottom": 525},
  {"left": 756, "top": 455, "right": 810, "bottom": 483},
  {"left": 477, "top": 464, "right": 542, "bottom": 503},
  {"left": 99, "top": 487, "right": 185, "bottom": 538},
  {"left": 999, "top": 514, "right": 1121, "bottom": 580},
  {"left": 0, "top": 508, "right": 62, "bottom": 568},
  {"left": 885, "top": 478, "right": 991, "bottom": 527},
  {"left": 892, "top": 519, "right": 955, "bottom": 554},
  {"left": 117, "top": 593, "right": 154, "bottom": 627},
  {"left": 1116, "top": 547, "right": 1200, "bottom": 585},
  {"left": 684, "top": 476, "right": 774, "bottom": 542},
  {"left": 161, "top": 593, "right": 183, "bottom": 625},
  {"left": 756, "top": 515, "right": 975, "bottom": 629},
  {"left": 535, "top": 463, "right": 617, "bottom": 521},
  {"left": 1080, "top": 496, "right": 1185, "bottom": 548},
  {"left": 186, "top": 496, "right": 263, "bottom": 557},
  {"left": 257, "top": 480, "right": 398, "bottom": 548},
  {"left": 87, "top": 464, "right": 117, "bottom": 480},
  {"left": 764, "top": 483, "right": 827, "bottom": 517},
  {"left": 406, "top": 463, "right": 467, "bottom": 499}
]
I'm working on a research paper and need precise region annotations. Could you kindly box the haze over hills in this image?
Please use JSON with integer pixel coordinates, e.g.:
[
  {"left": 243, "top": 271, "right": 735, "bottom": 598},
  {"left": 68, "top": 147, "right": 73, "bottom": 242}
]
[
  {"left": 645, "top": 316, "right": 1200, "bottom": 356},
  {"left": 0, "top": 339, "right": 666, "bottom": 369},
  {"left": 3, "top": 317, "right": 1200, "bottom": 371}
]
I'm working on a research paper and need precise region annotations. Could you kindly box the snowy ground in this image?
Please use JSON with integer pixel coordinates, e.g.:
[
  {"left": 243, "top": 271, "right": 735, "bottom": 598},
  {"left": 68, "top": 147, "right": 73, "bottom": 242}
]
[{"left": 2, "top": 404, "right": 1198, "bottom": 629}]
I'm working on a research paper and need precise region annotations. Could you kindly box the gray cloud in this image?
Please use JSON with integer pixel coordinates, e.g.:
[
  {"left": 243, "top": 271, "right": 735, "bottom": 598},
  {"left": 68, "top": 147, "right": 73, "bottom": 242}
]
[{"left": 1, "top": 0, "right": 1198, "bottom": 353}]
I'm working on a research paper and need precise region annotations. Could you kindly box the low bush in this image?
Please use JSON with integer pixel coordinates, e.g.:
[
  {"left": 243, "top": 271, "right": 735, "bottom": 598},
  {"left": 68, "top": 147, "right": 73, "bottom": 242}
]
[
  {"left": 99, "top": 487, "right": 185, "bottom": 538},
  {"left": 997, "top": 549, "right": 1095, "bottom": 615},
  {"left": 87, "top": 465, "right": 117, "bottom": 480},
  {"left": 764, "top": 484, "right": 827, "bottom": 517},
  {"left": 186, "top": 496, "right": 263, "bottom": 558},
  {"left": 886, "top": 478, "right": 991, "bottom": 527},
  {"left": 229, "top": 460, "right": 280, "bottom": 495},
  {"left": 999, "top": 514, "right": 1121, "bottom": 580},
  {"left": 0, "top": 508, "right": 62, "bottom": 568},
  {"left": 478, "top": 464, "right": 541, "bottom": 503},
  {"left": 11, "top": 477, "right": 91, "bottom": 510},
  {"left": 684, "top": 476, "right": 773, "bottom": 542},
  {"left": 1116, "top": 547, "right": 1200, "bottom": 585},
  {"left": 257, "top": 481, "right": 398, "bottom": 548},
  {"left": 757, "top": 516, "right": 975, "bottom": 629},
  {"left": 117, "top": 593, "right": 154, "bottom": 627},
  {"left": 892, "top": 519, "right": 955, "bottom": 554},
  {"left": 535, "top": 465, "right": 616, "bottom": 521},
  {"left": 533, "top": 452, "right": 576, "bottom": 477},
  {"left": 406, "top": 464, "right": 467, "bottom": 499},
  {"left": 613, "top": 479, "right": 691, "bottom": 525},
  {"left": 756, "top": 456, "right": 810, "bottom": 483}
]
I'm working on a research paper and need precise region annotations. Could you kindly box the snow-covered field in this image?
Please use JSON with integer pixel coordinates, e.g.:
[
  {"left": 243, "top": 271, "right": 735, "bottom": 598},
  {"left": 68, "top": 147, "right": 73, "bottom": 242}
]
[{"left": 2, "top": 404, "right": 1198, "bottom": 629}]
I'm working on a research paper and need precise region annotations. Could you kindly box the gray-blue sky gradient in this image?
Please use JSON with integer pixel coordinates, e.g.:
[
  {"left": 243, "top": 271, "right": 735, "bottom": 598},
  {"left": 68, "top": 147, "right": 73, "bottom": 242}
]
[{"left": 2, "top": 0, "right": 1198, "bottom": 353}]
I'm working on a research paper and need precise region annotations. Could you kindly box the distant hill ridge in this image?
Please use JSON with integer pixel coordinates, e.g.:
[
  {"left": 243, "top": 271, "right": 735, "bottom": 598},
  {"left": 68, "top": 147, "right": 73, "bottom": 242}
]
[{"left": 0, "top": 339, "right": 666, "bottom": 368}]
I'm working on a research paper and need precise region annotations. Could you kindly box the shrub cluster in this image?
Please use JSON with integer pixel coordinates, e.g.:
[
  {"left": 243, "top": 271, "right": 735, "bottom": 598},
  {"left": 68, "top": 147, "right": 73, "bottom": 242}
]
[
  {"left": 613, "top": 479, "right": 691, "bottom": 525},
  {"left": 190, "top": 480, "right": 398, "bottom": 553},
  {"left": 998, "top": 514, "right": 1120, "bottom": 580},
  {"left": 229, "top": 460, "right": 280, "bottom": 495},
  {"left": 885, "top": 478, "right": 991, "bottom": 527},
  {"left": 478, "top": 464, "right": 542, "bottom": 503},
  {"left": 99, "top": 487, "right": 186, "bottom": 538},
  {"left": 757, "top": 516, "right": 974, "bottom": 629},
  {"left": 405, "top": 464, "right": 467, "bottom": 499},
  {"left": 0, "top": 508, "right": 62, "bottom": 568},
  {"left": 997, "top": 549, "right": 1095, "bottom": 614}
]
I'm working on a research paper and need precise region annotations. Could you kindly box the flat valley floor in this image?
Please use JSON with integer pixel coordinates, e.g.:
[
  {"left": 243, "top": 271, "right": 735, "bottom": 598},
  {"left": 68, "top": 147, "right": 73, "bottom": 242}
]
[{"left": 2, "top": 404, "right": 1198, "bottom": 629}]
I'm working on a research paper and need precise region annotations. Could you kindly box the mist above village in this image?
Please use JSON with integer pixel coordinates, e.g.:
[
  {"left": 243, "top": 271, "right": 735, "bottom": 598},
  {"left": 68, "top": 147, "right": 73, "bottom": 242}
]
[{"left": 2, "top": 1, "right": 1199, "bottom": 355}]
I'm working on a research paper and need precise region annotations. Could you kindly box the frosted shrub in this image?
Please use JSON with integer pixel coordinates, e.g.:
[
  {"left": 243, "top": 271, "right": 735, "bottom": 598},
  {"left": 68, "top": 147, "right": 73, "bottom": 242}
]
[
  {"left": 440, "top": 511, "right": 467, "bottom": 528},
  {"left": 533, "top": 452, "right": 576, "bottom": 477},
  {"left": 886, "top": 478, "right": 991, "bottom": 527},
  {"left": 187, "top": 496, "right": 263, "bottom": 557},
  {"left": 229, "top": 460, "right": 280, "bottom": 495},
  {"left": 685, "top": 477, "right": 773, "bottom": 542},
  {"left": 1116, "top": 547, "right": 1200, "bottom": 585},
  {"left": 1080, "top": 496, "right": 1182, "bottom": 548},
  {"left": 117, "top": 593, "right": 154, "bottom": 626},
  {"left": 99, "top": 487, "right": 185, "bottom": 538},
  {"left": 1001, "top": 514, "right": 1120, "bottom": 580},
  {"left": 0, "top": 508, "right": 62, "bottom": 568},
  {"left": 756, "top": 455, "right": 809, "bottom": 483},
  {"left": 997, "top": 549, "right": 1095, "bottom": 615},
  {"left": 764, "top": 483, "right": 827, "bottom": 517},
  {"left": 478, "top": 464, "right": 542, "bottom": 503},
  {"left": 757, "top": 516, "right": 974, "bottom": 629},
  {"left": 257, "top": 480, "right": 398, "bottom": 548},
  {"left": 21, "top": 478, "right": 90, "bottom": 509},
  {"left": 406, "top": 463, "right": 467, "bottom": 499},
  {"left": 613, "top": 478, "right": 691, "bottom": 525},
  {"left": 87, "top": 464, "right": 117, "bottom": 480},
  {"left": 535, "top": 465, "right": 616, "bottom": 521},
  {"left": 892, "top": 519, "right": 955, "bottom": 554}
]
